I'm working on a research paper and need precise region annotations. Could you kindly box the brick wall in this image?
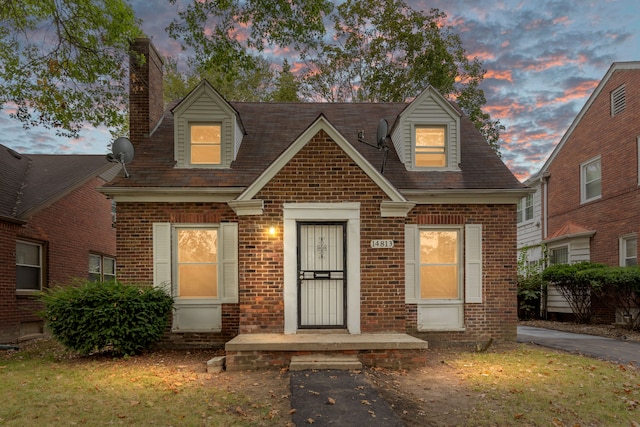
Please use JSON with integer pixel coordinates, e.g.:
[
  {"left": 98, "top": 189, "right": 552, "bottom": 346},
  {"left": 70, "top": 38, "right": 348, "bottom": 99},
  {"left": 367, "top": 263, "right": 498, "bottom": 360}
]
[
  {"left": 129, "top": 38, "right": 164, "bottom": 145},
  {"left": 406, "top": 204, "right": 518, "bottom": 345},
  {"left": 0, "top": 176, "right": 116, "bottom": 343},
  {"left": 0, "top": 221, "right": 20, "bottom": 342},
  {"left": 239, "top": 130, "right": 406, "bottom": 333},
  {"left": 115, "top": 130, "right": 518, "bottom": 345},
  {"left": 547, "top": 68, "right": 640, "bottom": 267},
  {"left": 115, "top": 202, "right": 239, "bottom": 346}
]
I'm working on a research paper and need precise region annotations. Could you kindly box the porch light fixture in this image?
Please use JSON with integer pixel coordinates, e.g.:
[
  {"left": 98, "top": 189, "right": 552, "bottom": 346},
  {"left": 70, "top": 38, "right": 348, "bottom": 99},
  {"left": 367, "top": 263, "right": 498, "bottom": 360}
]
[{"left": 268, "top": 226, "right": 277, "bottom": 236}]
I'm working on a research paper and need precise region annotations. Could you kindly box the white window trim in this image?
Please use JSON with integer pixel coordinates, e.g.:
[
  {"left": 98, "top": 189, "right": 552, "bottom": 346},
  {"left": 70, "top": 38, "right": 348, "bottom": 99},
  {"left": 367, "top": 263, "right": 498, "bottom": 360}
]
[
  {"left": 517, "top": 194, "right": 534, "bottom": 224},
  {"left": 187, "top": 122, "right": 223, "bottom": 167},
  {"left": 153, "top": 222, "right": 238, "bottom": 333},
  {"left": 416, "top": 226, "right": 464, "bottom": 304},
  {"left": 619, "top": 234, "right": 637, "bottom": 267},
  {"left": 580, "top": 156, "right": 602, "bottom": 204},
  {"left": 405, "top": 224, "right": 482, "bottom": 331},
  {"left": 413, "top": 124, "right": 448, "bottom": 169},
  {"left": 16, "top": 240, "right": 43, "bottom": 293}
]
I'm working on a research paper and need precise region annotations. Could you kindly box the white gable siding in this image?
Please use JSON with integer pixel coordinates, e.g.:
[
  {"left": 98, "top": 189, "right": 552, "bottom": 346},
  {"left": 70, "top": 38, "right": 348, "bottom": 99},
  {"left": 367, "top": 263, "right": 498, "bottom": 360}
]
[{"left": 393, "top": 92, "right": 460, "bottom": 171}]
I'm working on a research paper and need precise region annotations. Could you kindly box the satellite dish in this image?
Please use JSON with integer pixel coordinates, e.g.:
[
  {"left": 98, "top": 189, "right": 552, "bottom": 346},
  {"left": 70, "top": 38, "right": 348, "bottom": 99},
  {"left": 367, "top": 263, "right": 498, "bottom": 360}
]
[
  {"left": 357, "top": 118, "right": 390, "bottom": 174},
  {"left": 107, "top": 137, "right": 135, "bottom": 178},
  {"left": 376, "top": 118, "right": 388, "bottom": 148}
]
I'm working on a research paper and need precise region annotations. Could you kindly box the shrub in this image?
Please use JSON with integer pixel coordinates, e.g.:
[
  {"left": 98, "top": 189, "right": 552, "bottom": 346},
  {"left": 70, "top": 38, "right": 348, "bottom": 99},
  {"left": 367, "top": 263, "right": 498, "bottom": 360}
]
[
  {"left": 517, "top": 248, "right": 545, "bottom": 319},
  {"left": 40, "top": 280, "right": 174, "bottom": 356},
  {"left": 542, "top": 262, "right": 607, "bottom": 323},
  {"left": 580, "top": 266, "right": 640, "bottom": 329}
]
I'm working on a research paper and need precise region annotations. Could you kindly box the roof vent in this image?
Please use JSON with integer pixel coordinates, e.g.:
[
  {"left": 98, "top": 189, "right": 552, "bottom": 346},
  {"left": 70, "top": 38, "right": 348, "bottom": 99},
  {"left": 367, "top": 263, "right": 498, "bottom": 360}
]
[{"left": 611, "top": 84, "right": 626, "bottom": 116}]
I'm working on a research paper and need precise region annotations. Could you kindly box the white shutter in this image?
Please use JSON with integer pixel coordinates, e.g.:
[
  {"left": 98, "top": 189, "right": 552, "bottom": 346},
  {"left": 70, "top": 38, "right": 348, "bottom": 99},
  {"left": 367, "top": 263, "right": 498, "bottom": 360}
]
[
  {"left": 405, "top": 224, "right": 419, "bottom": 303},
  {"left": 465, "top": 224, "right": 482, "bottom": 303},
  {"left": 220, "top": 222, "right": 238, "bottom": 303},
  {"left": 152, "top": 223, "right": 172, "bottom": 293}
]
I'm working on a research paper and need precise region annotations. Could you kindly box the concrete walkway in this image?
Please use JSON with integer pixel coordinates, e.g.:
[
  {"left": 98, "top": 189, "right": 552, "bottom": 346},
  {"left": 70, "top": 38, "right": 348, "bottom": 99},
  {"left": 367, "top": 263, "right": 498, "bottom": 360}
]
[{"left": 517, "top": 325, "right": 640, "bottom": 365}]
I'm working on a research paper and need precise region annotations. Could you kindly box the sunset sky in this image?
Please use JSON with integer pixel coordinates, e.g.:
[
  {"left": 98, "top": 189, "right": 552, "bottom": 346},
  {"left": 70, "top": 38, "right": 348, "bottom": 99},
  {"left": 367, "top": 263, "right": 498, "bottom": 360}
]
[{"left": 2, "top": 0, "right": 639, "bottom": 181}]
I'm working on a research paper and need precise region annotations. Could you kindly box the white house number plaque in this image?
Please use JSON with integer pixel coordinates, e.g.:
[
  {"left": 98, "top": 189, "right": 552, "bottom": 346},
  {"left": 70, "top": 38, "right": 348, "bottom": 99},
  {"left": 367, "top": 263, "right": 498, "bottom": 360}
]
[{"left": 370, "top": 239, "right": 394, "bottom": 248}]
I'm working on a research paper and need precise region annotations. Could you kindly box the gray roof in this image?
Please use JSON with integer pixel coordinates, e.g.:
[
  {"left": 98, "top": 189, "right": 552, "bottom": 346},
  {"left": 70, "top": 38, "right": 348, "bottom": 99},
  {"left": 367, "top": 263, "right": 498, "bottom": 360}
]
[
  {"left": 0, "top": 144, "right": 118, "bottom": 221},
  {"left": 104, "top": 102, "right": 524, "bottom": 192}
]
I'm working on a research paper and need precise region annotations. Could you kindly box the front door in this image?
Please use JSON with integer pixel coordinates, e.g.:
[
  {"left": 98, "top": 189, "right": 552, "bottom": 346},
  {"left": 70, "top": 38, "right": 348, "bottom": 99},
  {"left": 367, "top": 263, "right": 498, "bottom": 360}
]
[{"left": 297, "top": 222, "right": 347, "bottom": 328}]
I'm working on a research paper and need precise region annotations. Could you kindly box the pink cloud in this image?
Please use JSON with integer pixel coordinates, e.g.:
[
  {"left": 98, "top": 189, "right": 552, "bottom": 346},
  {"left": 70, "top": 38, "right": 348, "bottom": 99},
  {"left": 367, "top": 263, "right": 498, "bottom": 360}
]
[{"left": 485, "top": 69, "right": 513, "bottom": 82}]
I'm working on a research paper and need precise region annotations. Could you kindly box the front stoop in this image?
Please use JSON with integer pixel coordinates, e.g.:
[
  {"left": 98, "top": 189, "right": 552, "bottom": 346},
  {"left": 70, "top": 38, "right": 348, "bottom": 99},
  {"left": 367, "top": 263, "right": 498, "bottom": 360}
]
[
  {"left": 225, "top": 333, "right": 428, "bottom": 371},
  {"left": 289, "top": 354, "right": 363, "bottom": 371}
]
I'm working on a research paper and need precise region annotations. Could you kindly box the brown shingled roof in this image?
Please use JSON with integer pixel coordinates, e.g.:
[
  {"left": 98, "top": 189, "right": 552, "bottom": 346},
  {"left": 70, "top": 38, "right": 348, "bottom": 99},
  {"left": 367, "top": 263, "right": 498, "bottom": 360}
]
[
  {"left": 0, "top": 143, "right": 118, "bottom": 221},
  {"left": 105, "top": 102, "right": 524, "bottom": 192}
]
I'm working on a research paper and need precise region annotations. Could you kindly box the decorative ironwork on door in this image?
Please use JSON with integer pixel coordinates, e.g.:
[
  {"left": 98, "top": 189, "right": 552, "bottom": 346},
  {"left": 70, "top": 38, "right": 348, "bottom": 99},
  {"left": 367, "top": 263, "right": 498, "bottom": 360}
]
[{"left": 297, "top": 222, "right": 347, "bottom": 328}]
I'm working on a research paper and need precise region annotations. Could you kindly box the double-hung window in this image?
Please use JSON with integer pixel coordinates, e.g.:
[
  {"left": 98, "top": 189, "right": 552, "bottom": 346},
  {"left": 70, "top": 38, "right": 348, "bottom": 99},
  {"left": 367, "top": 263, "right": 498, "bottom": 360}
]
[
  {"left": 581, "top": 157, "right": 601, "bottom": 203},
  {"left": 176, "top": 227, "right": 218, "bottom": 298},
  {"left": 153, "top": 222, "right": 238, "bottom": 332},
  {"left": 406, "top": 224, "right": 482, "bottom": 330},
  {"left": 16, "top": 241, "right": 42, "bottom": 291},
  {"left": 517, "top": 194, "right": 534, "bottom": 223},
  {"left": 190, "top": 123, "right": 221, "bottom": 165},
  {"left": 620, "top": 236, "right": 637, "bottom": 266},
  {"left": 415, "top": 126, "right": 446, "bottom": 167},
  {"left": 89, "top": 254, "right": 116, "bottom": 282},
  {"left": 419, "top": 229, "right": 461, "bottom": 300}
]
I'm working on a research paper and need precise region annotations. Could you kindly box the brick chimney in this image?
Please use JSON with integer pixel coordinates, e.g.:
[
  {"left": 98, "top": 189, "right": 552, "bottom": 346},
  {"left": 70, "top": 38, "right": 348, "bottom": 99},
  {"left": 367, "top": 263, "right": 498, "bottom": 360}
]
[{"left": 129, "top": 38, "right": 164, "bottom": 144}]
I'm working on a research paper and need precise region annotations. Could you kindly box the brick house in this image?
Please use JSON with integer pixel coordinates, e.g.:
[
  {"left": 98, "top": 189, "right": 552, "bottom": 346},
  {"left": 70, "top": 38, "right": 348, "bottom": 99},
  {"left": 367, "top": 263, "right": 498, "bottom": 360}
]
[
  {"left": 520, "top": 62, "right": 640, "bottom": 321},
  {"left": 0, "top": 144, "right": 119, "bottom": 343},
  {"left": 100, "top": 39, "right": 528, "bottom": 369}
]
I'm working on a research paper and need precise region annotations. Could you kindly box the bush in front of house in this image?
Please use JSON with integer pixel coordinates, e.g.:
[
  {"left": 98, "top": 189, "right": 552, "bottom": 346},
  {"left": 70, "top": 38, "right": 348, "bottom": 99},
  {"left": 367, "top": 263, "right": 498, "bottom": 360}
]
[
  {"left": 578, "top": 265, "right": 640, "bottom": 329},
  {"left": 541, "top": 262, "right": 607, "bottom": 323},
  {"left": 40, "top": 280, "right": 173, "bottom": 356}
]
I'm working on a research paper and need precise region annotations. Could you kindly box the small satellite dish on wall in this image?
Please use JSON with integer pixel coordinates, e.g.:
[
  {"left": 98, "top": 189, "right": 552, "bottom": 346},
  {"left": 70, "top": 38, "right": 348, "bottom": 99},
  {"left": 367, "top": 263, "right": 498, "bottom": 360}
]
[
  {"left": 358, "top": 118, "right": 390, "bottom": 174},
  {"left": 106, "top": 137, "right": 135, "bottom": 178}
]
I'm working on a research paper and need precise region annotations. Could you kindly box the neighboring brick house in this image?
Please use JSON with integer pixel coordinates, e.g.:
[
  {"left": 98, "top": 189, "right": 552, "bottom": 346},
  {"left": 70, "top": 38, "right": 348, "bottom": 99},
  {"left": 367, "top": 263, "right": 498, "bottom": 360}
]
[
  {"left": 522, "top": 62, "right": 640, "bottom": 322},
  {"left": 0, "top": 144, "right": 119, "bottom": 343},
  {"left": 100, "top": 39, "right": 528, "bottom": 366}
]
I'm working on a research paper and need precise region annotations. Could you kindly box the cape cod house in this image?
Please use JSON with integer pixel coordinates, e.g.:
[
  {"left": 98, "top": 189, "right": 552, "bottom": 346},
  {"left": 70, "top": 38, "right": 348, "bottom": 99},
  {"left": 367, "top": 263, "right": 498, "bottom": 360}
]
[
  {"left": 0, "top": 145, "right": 118, "bottom": 343},
  {"left": 99, "top": 39, "right": 529, "bottom": 369}
]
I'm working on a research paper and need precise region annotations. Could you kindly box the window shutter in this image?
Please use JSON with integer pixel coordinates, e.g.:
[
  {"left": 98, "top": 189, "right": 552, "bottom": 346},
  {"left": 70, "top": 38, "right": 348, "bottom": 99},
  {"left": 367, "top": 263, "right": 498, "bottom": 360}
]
[
  {"left": 465, "top": 224, "right": 482, "bottom": 303},
  {"left": 405, "top": 224, "right": 419, "bottom": 303},
  {"left": 220, "top": 222, "right": 239, "bottom": 303},
  {"left": 152, "top": 223, "right": 172, "bottom": 293}
]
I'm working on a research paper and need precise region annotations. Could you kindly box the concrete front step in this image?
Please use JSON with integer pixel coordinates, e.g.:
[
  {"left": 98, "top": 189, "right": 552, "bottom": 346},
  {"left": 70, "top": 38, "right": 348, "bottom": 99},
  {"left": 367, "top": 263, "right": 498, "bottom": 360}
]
[{"left": 289, "top": 354, "right": 363, "bottom": 371}]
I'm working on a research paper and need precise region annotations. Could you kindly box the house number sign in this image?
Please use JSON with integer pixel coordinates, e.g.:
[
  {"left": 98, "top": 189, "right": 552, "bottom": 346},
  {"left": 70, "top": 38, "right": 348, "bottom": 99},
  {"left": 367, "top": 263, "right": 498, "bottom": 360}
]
[{"left": 370, "top": 239, "right": 394, "bottom": 248}]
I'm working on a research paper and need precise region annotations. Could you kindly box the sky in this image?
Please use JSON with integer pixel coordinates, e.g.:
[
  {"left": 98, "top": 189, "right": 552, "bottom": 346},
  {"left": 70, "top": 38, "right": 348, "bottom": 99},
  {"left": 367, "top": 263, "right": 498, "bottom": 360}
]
[{"left": 2, "top": 0, "right": 639, "bottom": 181}]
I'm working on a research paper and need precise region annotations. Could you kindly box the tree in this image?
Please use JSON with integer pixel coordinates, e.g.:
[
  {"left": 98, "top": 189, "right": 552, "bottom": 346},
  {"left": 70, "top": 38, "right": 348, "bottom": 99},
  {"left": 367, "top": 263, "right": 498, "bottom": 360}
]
[
  {"left": 167, "top": 0, "right": 332, "bottom": 85},
  {"left": 269, "top": 60, "right": 301, "bottom": 102},
  {"left": 301, "top": 0, "right": 503, "bottom": 154},
  {"left": 0, "top": 0, "right": 141, "bottom": 137}
]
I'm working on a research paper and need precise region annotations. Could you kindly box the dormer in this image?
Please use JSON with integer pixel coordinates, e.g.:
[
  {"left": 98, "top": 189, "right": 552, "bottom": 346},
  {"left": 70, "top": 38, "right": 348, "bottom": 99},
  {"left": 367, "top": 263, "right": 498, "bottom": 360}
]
[
  {"left": 391, "top": 86, "right": 461, "bottom": 171},
  {"left": 171, "top": 81, "right": 244, "bottom": 168}
]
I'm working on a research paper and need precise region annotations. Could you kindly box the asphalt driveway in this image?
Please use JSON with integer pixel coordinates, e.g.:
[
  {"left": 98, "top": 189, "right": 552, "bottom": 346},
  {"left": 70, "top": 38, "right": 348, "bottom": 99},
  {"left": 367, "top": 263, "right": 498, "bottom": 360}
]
[{"left": 517, "top": 325, "right": 640, "bottom": 365}]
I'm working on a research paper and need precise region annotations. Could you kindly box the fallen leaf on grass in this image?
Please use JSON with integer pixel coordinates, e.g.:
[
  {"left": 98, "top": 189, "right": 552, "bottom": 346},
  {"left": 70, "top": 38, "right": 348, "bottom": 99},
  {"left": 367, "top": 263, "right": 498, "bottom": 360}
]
[
  {"left": 361, "top": 400, "right": 371, "bottom": 405},
  {"left": 307, "top": 418, "right": 315, "bottom": 424},
  {"left": 327, "top": 397, "right": 336, "bottom": 405}
]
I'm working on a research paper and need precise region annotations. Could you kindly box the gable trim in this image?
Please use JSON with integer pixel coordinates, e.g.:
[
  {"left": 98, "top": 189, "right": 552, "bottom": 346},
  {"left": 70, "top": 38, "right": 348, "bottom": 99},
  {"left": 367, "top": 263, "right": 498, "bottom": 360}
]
[{"left": 235, "top": 115, "right": 407, "bottom": 203}]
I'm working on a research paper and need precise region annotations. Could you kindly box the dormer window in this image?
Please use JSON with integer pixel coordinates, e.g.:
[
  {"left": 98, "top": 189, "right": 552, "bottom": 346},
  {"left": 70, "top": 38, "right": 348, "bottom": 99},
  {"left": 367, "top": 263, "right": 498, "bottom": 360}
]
[
  {"left": 190, "top": 124, "right": 221, "bottom": 165},
  {"left": 415, "top": 125, "right": 447, "bottom": 168}
]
